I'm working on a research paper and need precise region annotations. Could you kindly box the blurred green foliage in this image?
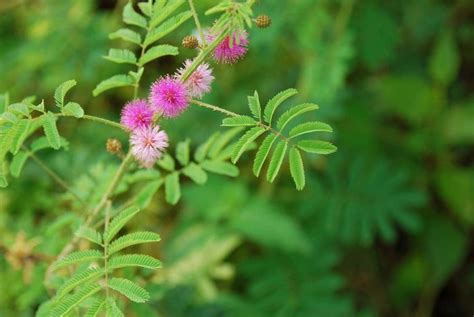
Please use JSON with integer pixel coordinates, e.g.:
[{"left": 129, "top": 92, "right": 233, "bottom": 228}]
[{"left": 1, "top": 0, "right": 474, "bottom": 316}]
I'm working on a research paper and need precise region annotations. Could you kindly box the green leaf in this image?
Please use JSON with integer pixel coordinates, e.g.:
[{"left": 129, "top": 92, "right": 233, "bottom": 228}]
[
  {"left": 52, "top": 250, "right": 102, "bottom": 270},
  {"left": 93, "top": 75, "right": 134, "bottom": 96},
  {"left": 157, "top": 153, "right": 175, "bottom": 171},
  {"left": 267, "top": 141, "right": 288, "bottom": 183},
  {"left": 201, "top": 160, "right": 239, "bottom": 177},
  {"left": 54, "top": 79, "right": 76, "bottom": 108},
  {"left": 76, "top": 227, "right": 102, "bottom": 245},
  {"left": 123, "top": 2, "right": 147, "bottom": 28},
  {"left": 289, "top": 147, "right": 305, "bottom": 190},
  {"left": 0, "top": 112, "right": 18, "bottom": 124},
  {"left": 11, "top": 119, "right": 31, "bottom": 154},
  {"left": 30, "top": 100, "right": 45, "bottom": 113},
  {"left": 231, "top": 126, "right": 266, "bottom": 163},
  {"left": 105, "top": 206, "right": 141, "bottom": 243},
  {"left": 62, "top": 102, "right": 84, "bottom": 118},
  {"left": 221, "top": 115, "right": 257, "bottom": 127},
  {"left": 144, "top": 11, "right": 192, "bottom": 47},
  {"left": 208, "top": 128, "right": 243, "bottom": 159},
  {"left": 108, "top": 278, "right": 150, "bottom": 303},
  {"left": 134, "top": 180, "right": 163, "bottom": 209},
  {"left": 253, "top": 134, "right": 278, "bottom": 177},
  {"left": 108, "top": 254, "right": 162, "bottom": 270},
  {"left": 289, "top": 121, "right": 333, "bottom": 138},
  {"left": 194, "top": 132, "right": 219, "bottom": 162},
  {"left": 138, "top": 2, "right": 152, "bottom": 16},
  {"left": 0, "top": 174, "right": 8, "bottom": 188},
  {"left": 10, "top": 151, "right": 28, "bottom": 178},
  {"left": 51, "top": 283, "right": 101, "bottom": 317},
  {"left": 429, "top": 30, "right": 460, "bottom": 86},
  {"left": 8, "top": 103, "right": 30, "bottom": 117},
  {"left": 43, "top": 112, "right": 61, "bottom": 150},
  {"left": 263, "top": 88, "right": 298, "bottom": 124},
  {"left": 248, "top": 91, "right": 261, "bottom": 121},
  {"left": 165, "top": 172, "right": 181, "bottom": 205},
  {"left": 276, "top": 103, "right": 319, "bottom": 131},
  {"left": 109, "top": 28, "right": 142, "bottom": 45},
  {"left": 297, "top": 140, "right": 337, "bottom": 154},
  {"left": 56, "top": 268, "right": 105, "bottom": 300},
  {"left": 0, "top": 123, "right": 15, "bottom": 163},
  {"left": 150, "top": 0, "right": 185, "bottom": 28},
  {"left": 0, "top": 92, "right": 9, "bottom": 113},
  {"left": 85, "top": 297, "right": 106, "bottom": 317},
  {"left": 139, "top": 44, "right": 179, "bottom": 66},
  {"left": 183, "top": 163, "right": 208, "bottom": 184},
  {"left": 109, "top": 232, "right": 161, "bottom": 255},
  {"left": 104, "top": 48, "right": 137, "bottom": 64},
  {"left": 105, "top": 298, "right": 124, "bottom": 317},
  {"left": 176, "top": 139, "right": 190, "bottom": 166}
]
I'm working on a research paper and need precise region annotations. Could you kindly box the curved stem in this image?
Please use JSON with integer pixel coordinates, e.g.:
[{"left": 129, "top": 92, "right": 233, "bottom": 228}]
[
  {"left": 56, "top": 113, "right": 126, "bottom": 132},
  {"left": 188, "top": 0, "right": 206, "bottom": 45}
]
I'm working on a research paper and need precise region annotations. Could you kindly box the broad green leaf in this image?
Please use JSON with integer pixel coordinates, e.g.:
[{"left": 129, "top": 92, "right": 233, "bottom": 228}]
[
  {"left": 54, "top": 80, "right": 76, "bottom": 108},
  {"left": 183, "top": 163, "right": 208, "bottom": 184},
  {"left": 93, "top": 75, "right": 134, "bottom": 96},
  {"left": 52, "top": 250, "right": 102, "bottom": 270},
  {"left": 231, "top": 126, "right": 266, "bottom": 163},
  {"left": 176, "top": 139, "right": 190, "bottom": 166},
  {"left": 201, "top": 160, "right": 239, "bottom": 177},
  {"left": 109, "top": 232, "right": 161, "bottom": 255},
  {"left": 8, "top": 103, "right": 30, "bottom": 117},
  {"left": 263, "top": 88, "right": 298, "bottom": 124},
  {"left": 139, "top": 44, "right": 179, "bottom": 66},
  {"left": 108, "top": 254, "right": 162, "bottom": 270},
  {"left": 157, "top": 153, "right": 175, "bottom": 171},
  {"left": 289, "top": 121, "right": 333, "bottom": 138},
  {"left": 104, "top": 48, "right": 137, "bottom": 64},
  {"left": 109, "top": 28, "right": 142, "bottom": 45},
  {"left": 52, "top": 284, "right": 101, "bottom": 316},
  {"left": 253, "top": 134, "right": 278, "bottom": 177},
  {"left": 105, "top": 206, "right": 141, "bottom": 242},
  {"left": 222, "top": 115, "right": 257, "bottom": 127},
  {"left": 248, "top": 91, "right": 261, "bottom": 121},
  {"left": 267, "top": 141, "right": 288, "bottom": 182},
  {"left": 150, "top": 0, "right": 185, "bottom": 28},
  {"left": 297, "top": 140, "right": 337, "bottom": 154},
  {"left": 289, "top": 147, "right": 305, "bottom": 190},
  {"left": 144, "top": 11, "right": 192, "bottom": 47},
  {"left": 11, "top": 119, "right": 31, "bottom": 154},
  {"left": 57, "top": 268, "right": 105, "bottom": 300},
  {"left": 108, "top": 278, "right": 150, "bottom": 303},
  {"left": 62, "top": 102, "right": 84, "bottom": 118},
  {"left": 276, "top": 103, "right": 319, "bottom": 131},
  {"left": 165, "top": 172, "right": 181, "bottom": 205},
  {"left": 123, "top": 2, "right": 147, "bottom": 28},
  {"left": 10, "top": 151, "right": 28, "bottom": 178},
  {"left": 43, "top": 112, "right": 61, "bottom": 150}
]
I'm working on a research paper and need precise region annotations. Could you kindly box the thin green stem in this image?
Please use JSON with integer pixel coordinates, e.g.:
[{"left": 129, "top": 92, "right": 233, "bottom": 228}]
[
  {"left": 188, "top": 0, "right": 206, "bottom": 45},
  {"left": 56, "top": 113, "right": 126, "bottom": 132},
  {"left": 25, "top": 147, "right": 86, "bottom": 206},
  {"left": 104, "top": 200, "right": 111, "bottom": 301}
]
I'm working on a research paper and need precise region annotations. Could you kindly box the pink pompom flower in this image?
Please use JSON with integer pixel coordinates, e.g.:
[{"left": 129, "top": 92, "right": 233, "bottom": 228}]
[
  {"left": 130, "top": 125, "right": 169, "bottom": 168},
  {"left": 149, "top": 76, "right": 189, "bottom": 118},
  {"left": 120, "top": 99, "right": 154, "bottom": 131},
  {"left": 210, "top": 30, "right": 249, "bottom": 64},
  {"left": 175, "top": 59, "right": 214, "bottom": 98}
]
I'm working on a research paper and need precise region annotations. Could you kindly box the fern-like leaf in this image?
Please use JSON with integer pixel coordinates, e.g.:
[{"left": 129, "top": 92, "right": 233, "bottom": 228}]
[
  {"left": 288, "top": 121, "right": 333, "bottom": 138},
  {"left": 108, "top": 277, "right": 150, "bottom": 303},
  {"left": 253, "top": 134, "right": 278, "bottom": 177},
  {"left": 276, "top": 103, "right": 319, "bottom": 131},
  {"left": 297, "top": 140, "right": 337, "bottom": 154},
  {"left": 289, "top": 147, "right": 305, "bottom": 190},
  {"left": 232, "top": 126, "right": 266, "bottom": 163},
  {"left": 165, "top": 172, "right": 181, "bottom": 205},
  {"left": 108, "top": 254, "right": 162, "bottom": 270},
  {"left": 123, "top": 2, "right": 147, "bottom": 29},
  {"left": 43, "top": 112, "right": 61, "bottom": 150},
  {"left": 103, "top": 49, "right": 137, "bottom": 64},
  {"left": 52, "top": 250, "right": 102, "bottom": 270},
  {"left": 56, "top": 268, "right": 105, "bottom": 300},
  {"left": 109, "top": 232, "right": 161, "bottom": 255},
  {"left": 104, "top": 206, "right": 141, "bottom": 243},
  {"left": 54, "top": 79, "right": 76, "bottom": 109},
  {"left": 76, "top": 227, "right": 102, "bottom": 245},
  {"left": 84, "top": 297, "right": 106, "bottom": 317},
  {"left": 51, "top": 283, "right": 101, "bottom": 316},
  {"left": 267, "top": 141, "right": 288, "bottom": 183},
  {"left": 248, "top": 90, "right": 262, "bottom": 121},
  {"left": 263, "top": 88, "right": 298, "bottom": 124}
]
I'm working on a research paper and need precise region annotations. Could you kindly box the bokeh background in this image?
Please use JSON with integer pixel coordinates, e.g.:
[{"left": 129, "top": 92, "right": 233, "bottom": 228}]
[{"left": 1, "top": 0, "right": 474, "bottom": 316}]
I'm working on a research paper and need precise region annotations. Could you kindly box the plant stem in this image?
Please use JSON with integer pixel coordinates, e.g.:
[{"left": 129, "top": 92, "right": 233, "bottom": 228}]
[
  {"left": 44, "top": 151, "right": 134, "bottom": 288},
  {"left": 56, "top": 113, "right": 126, "bottom": 132},
  {"left": 25, "top": 147, "right": 86, "bottom": 206},
  {"left": 104, "top": 200, "right": 111, "bottom": 301},
  {"left": 188, "top": 0, "right": 206, "bottom": 45}
]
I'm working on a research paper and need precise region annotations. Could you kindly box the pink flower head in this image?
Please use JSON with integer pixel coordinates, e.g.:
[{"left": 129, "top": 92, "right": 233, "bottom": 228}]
[
  {"left": 211, "top": 30, "right": 249, "bottom": 64},
  {"left": 130, "top": 125, "right": 169, "bottom": 168},
  {"left": 120, "top": 99, "right": 154, "bottom": 131},
  {"left": 175, "top": 59, "right": 214, "bottom": 98},
  {"left": 149, "top": 76, "right": 189, "bottom": 118}
]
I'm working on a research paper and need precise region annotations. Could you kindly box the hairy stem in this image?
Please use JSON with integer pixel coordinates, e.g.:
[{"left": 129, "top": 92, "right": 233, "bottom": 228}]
[
  {"left": 56, "top": 113, "right": 126, "bottom": 132},
  {"left": 25, "top": 147, "right": 86, "bottom": 206},
  {"left": 104, "top": 200, "right": 111, "bottom": 301},
  {"left": 44, "top": 151, "right": 134, "bottom": 288},
  {"left": 188, "top": 0, "right": 206, "bottom": 45}
]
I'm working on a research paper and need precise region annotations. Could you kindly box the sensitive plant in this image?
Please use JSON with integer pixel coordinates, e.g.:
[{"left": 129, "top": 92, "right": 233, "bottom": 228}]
[{"left": 0, "top": 0, "right": 336, "bottom": 315}]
